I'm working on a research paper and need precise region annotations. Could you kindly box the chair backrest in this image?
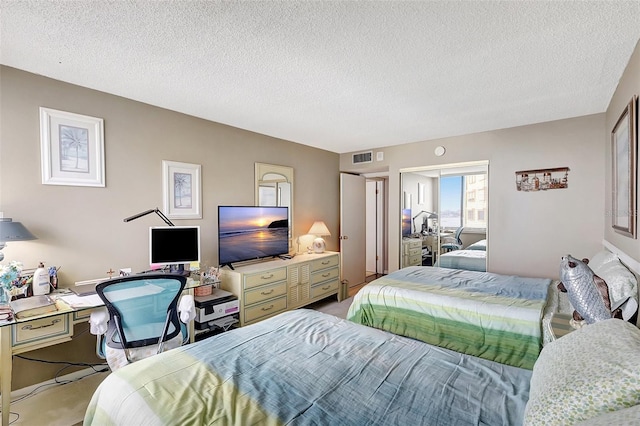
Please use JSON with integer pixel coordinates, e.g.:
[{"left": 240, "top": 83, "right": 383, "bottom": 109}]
[
  {"left": 453, "top": 227, "right": 464, "bottom": 244},
  {"left": 96, "top": 274, "right": 186, "bottom": 350}
]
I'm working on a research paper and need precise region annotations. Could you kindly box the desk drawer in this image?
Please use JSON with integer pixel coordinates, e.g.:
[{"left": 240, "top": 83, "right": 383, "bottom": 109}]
[
  {"left": 244, "top": 281, "right": 287, "bottom": 305},
  {"left": 12, "top": 314, "right": 72, "bottom": 350},
  {"left": 311, "top": 280, "right": 339, "bottom": 299},
  {"left": 73, "top": 307, "right": 100, "bottom": 323},
  {"left": 244, "top": 296, "right": 287, "bottom": 323},
  {"left": 311, "top": 255, "right": 339, "bottom": 272},
  {"left": 244, "top": 268, "right": 287, "bottom": 290},
  {"left": 311, "top": 267, "right": 339, "bottom": 285}
]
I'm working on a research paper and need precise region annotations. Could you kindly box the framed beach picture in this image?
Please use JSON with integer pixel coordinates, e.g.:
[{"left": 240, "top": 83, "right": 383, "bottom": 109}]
[
  {"left": 40, "top": 107, "right": 105, "bottom": 187},
  {"left": 162, "top": 160, "right": 202, "bottom": 219},
  {"left": 611, "top": 95, "right": 637, "bottom": 238}
]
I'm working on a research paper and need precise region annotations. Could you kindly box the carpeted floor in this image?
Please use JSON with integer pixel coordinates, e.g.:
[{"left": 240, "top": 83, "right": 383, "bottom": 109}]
[{"left": 306, "top": 295, "right": 354, "bottom": 319}]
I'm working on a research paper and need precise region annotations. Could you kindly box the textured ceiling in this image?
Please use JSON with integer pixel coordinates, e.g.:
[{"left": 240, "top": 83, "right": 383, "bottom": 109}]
[{"left": 1, "top": 1, "right": 640, "bottom": 154}]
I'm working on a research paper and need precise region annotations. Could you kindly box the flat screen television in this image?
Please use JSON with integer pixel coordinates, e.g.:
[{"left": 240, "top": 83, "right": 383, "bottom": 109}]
[
  {"left": 218, "top": 206, "right": 289, "bottom": 268},
  {"left": 402, "top": 208, "right": 412, "bottom": 237},
  {"left": 149, "top": 226, "right": 201, "bottom": 268}
]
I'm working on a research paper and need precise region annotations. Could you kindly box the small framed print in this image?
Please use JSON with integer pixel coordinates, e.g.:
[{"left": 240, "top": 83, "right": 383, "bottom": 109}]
[
  {"left": 162, "top": 160, "right": 202, "bottom": 219},
  {"left": 40, "top": 107, "right": 105, "bottom": 187}
]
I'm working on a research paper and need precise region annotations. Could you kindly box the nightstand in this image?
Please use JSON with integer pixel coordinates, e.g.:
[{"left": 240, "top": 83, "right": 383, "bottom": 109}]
[{"left": 549, "top": 313, "right": 576, "bottom": 340}]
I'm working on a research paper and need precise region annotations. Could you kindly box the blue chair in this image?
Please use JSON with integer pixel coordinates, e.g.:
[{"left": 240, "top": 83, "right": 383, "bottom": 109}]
[
  {"left": 94, "top": 273, "right": 188, "bottom": 370},
  {"left": 441, "top": 227, "right": 464, "bottom": 252}
]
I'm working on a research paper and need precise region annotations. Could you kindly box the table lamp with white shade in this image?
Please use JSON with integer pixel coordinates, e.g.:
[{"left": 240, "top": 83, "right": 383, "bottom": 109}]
[{"left": 308, "top": 221, "right": 330, "bottom": 253}]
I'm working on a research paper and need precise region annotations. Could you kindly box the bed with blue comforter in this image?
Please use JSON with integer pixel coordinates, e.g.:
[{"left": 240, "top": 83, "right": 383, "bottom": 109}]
[
  {"left": 439, "top": 248, "right": 487, "bottom": 271},
  {"left": 347, "top": 266, "right": 554, "bottom": 369},
  {"left": 85, "top": 309, "right": 532, "bottom": 425}
]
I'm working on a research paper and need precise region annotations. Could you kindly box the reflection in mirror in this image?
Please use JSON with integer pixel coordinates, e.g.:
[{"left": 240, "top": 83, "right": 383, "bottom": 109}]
[
  {"left": 255, "top": 163, "right": 294, "bottom": 248},
  {"left": 400, "top": 162, "right": 488, "bottom": 271}
]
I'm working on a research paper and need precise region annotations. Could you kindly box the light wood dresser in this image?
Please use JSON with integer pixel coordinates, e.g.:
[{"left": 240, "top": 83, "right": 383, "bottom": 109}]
[{"left": 220, "top": 252, "right": 340, "bottom": 326}]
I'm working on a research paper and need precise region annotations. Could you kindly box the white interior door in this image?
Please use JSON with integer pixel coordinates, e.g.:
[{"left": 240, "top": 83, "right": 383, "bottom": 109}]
[
  {"left": 340, "top": 173, "right": 366, "bottom": 289},
  {"left": 365, "top": 180, "right": 377, "bottom": 273}
]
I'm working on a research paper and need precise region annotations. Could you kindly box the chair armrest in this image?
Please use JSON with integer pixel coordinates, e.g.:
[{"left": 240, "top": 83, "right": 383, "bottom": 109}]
[
  {"left": 178, "top": 295, "right": 196, "bottom": 323},
  {"left": 89, "top": 308, "right": 109, "bottom": 335}
]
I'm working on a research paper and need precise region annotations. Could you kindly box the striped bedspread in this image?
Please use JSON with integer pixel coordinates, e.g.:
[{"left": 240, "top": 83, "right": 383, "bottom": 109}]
[
  {"left": 347, "top": 266, "right": 551, "bottom": 369},
  {"left": 85, "top": 309, "right": 532, "bottom": 426}
]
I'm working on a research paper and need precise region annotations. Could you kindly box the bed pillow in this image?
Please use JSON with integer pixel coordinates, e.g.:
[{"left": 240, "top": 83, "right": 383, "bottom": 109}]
[
  {"left": 465, "top": 239, "right": 486, "bottom": 251},
  {"left": 523, "top": 319, "right": 640, "bottom": 425},
  {"left": 576, "top": 404, "right": 640, "bottom": 425},
  {"left": 586, "top": 251, "right": 638, "bottom": 305},
  {"left": 587, "top": 250, "right": 620, "bottom": 271}
]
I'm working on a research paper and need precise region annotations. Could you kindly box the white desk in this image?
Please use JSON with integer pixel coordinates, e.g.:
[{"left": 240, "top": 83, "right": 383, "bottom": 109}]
[{"left": 0, "top": 280, "right": 202, "bottom": 426}]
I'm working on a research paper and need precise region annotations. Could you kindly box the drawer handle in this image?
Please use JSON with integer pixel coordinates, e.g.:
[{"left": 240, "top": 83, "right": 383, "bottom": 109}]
[
  {"left": 322, "top": 273, "right": 330, "bottom": 278},
  {"left": 261, "top": 273, "right": 274, "bottom": 280},
  {"left": 22, "top": 318, "right": 61, "bottom": 331},
  {"left": 321, "top": 285, "right": 331, "bottom": 290},
  {"left": 321, "top": 261, "right": 330, "bottom": 265},
  {"left": 260, "top": 289, "right": 274, "bottom": 295},
  {"left": 261, "top": 305, "right": 274, "bottom": 312}
]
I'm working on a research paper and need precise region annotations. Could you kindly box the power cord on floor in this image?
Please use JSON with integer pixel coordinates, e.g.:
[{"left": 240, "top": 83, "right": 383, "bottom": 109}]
[{"left": 0, "top": 354, "right": 109, "bottom": 424}]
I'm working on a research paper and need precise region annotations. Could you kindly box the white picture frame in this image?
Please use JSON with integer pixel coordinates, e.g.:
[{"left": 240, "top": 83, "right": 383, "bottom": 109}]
[
  {"left": 162, "top": 160, "right": 202, "bottom": 219},
  {"left": 40, "top": 107, "right": 105, "bottom": 187}
]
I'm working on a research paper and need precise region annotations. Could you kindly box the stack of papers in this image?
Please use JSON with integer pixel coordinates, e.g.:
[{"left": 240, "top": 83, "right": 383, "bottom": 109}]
[{"left": 58, "top": 293, "right": 104, "bottom": 308}]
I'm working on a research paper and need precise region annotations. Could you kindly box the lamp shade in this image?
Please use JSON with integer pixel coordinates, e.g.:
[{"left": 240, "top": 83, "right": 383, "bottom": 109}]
[
  {"left": 0, "top": 218, "right": 36, "bottom": 242},
  {"left": 0, "top": 218, "right": 36, "bottom": 262},
  {"left": 308, "top": 221, "right": 330, "bottom": 236}
]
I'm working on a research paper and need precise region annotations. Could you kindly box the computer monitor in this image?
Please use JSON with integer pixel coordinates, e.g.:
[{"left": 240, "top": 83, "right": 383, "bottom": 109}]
[{"left": 149, "top": 226, "right": 200, "bottom": 269}]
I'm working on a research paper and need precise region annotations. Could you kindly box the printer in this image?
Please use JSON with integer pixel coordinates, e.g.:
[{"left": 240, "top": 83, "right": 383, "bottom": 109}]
[{"left": 194, "top": 289, "right": 239, "bottom": 330}]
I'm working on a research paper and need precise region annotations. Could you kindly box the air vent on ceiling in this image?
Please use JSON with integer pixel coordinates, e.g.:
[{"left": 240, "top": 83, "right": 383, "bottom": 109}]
[{"left": 352, "top": 151, "right": 373, "bottom": 164}]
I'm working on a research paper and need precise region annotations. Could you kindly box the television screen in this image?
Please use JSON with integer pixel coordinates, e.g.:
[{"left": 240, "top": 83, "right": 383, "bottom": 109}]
[
  {"left": 149, "top": 226, "right": 201, "bottom": 266},
  {"left": 402, "top": 208, "right": 412, "bottom": 237},
  {"left": 218, "top": 206, "right": 289, "bottom": 267}
]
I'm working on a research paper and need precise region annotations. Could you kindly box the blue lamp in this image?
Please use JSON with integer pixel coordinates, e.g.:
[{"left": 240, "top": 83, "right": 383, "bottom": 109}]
[{"left": 0, "top": 217, "right": 37, "bottom": 261}]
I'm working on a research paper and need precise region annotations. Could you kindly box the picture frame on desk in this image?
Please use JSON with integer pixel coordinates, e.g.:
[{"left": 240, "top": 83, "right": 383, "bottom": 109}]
[
  {"left": 162, "top": 160, "right": 202, "bottom": 219},
  {"left": 39, "top": 107, "right": 105, "bottom": 187}
]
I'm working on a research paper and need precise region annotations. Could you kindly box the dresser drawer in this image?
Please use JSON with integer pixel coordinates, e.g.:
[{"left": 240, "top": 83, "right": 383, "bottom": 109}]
[
  {"left": 244, "top": 268, "right": 287, "bottom": 290},
  {"left": 244, "top": 296, "right": 287, "bottom": 323},
  {"left": 311, "top": 280, "right": 339, "bottom": 299},
  {"left": 408, "top": 246, "right": 421, "bottom": 256},
  {"left": 311, "top": 255, "right": 339, "bottom": 272},
  {"left": 244, "top": 281, "right": 287, "bottom": 305},
  {"left": 12, "top": 314, "right": 72, "bottom": 350},
  {"left": 408, "top": 254, "right": 422, "bottom": 265},
  {"left": 311, "top": 267, "right": 340, "bottom": 285}
]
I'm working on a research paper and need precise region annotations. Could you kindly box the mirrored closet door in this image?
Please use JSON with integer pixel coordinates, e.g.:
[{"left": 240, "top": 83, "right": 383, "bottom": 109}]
[{"left": 400, "top": 161, "right": 488, "bottom": 271}]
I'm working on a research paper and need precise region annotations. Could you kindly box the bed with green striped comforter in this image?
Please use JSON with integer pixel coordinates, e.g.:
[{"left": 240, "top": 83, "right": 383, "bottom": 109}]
[{"left": 347, "top": 266, "right": 551, "bottom": 369}]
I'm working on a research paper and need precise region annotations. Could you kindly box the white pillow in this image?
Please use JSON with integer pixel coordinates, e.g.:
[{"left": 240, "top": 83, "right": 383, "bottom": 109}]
[
  {"left": 589, "top": 254, "right": 637, "bottom": 305},
  {"left": 588, "top": 250, "right": 620, "bottom": 271},
  {"left": 524, "top": 319, "right": 640, "bottom": 425}
]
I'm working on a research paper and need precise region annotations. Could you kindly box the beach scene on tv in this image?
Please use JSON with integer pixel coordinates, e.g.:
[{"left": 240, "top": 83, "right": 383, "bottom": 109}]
[{"left": 219, "top": 206, "right": 289, "bottom": 265}]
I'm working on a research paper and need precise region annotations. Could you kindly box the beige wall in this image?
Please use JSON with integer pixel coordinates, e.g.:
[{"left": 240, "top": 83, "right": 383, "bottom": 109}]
[
  {"left": 342, "top": 113, "right": 606, "bottom": 279},
  {"left": 0, "top": 66, "right": 340, "bottom": 388},
  {"left": 604, "top": 40, "right": 640, "bottom": 264},
  {"left": 0, "top": 66, "right": 340, "bottom": 282}
]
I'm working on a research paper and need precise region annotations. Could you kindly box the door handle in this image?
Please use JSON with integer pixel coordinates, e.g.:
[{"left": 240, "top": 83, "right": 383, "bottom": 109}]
[{"left": 339, "top": 236, "right": 349, "bottom": 240}]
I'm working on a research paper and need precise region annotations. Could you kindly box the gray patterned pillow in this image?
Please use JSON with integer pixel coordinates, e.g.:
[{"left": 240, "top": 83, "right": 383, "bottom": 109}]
[{"left": 524, "top": 319, "right": 640, "bottom": 425}]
